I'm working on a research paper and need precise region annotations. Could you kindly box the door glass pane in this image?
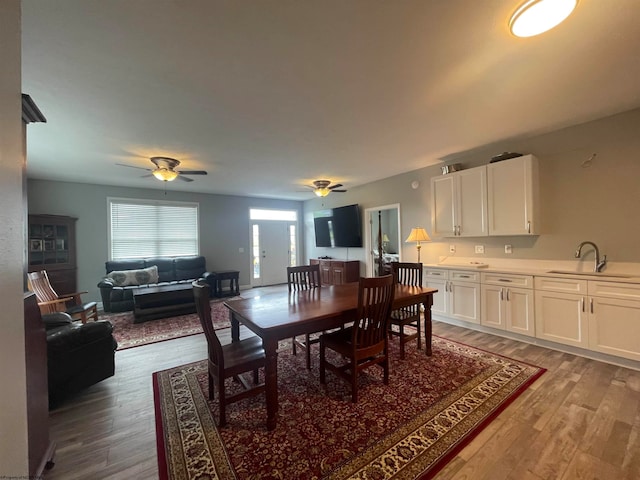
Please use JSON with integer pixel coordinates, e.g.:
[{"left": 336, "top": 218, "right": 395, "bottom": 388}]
[
  {"left": 252, "top": 224, "right": 260, "bottom": 279},
  {"left": 289, "top": 225, "right": 296, "bottom": 266}
]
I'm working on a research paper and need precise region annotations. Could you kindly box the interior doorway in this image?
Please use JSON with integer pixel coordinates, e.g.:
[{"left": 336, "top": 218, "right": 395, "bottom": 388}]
[
  {"left": 249, "top": 209, "right": 298, "bottom": 287},
  {"left": 364, "top": 204, "right": 401, "bottom": 276}
]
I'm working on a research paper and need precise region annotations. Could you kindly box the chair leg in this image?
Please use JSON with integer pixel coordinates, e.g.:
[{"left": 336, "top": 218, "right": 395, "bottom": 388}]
[
  {"left": 253, "top": 369, "right": 259, "bottom": 384},
  {"left": 292, "top": 336, "right": 297, "bottom": 355},
  {"left": 417, "top": 317, "right": 422, "bottom": 350},
  {"left": 208, "top": 373, "right": 214, "bottom": 400},
  {"left": 383, "top": 346, "right": 390, "bottom": 385},
  {"left": 399, "top": 324, "right": 405, "bottom": 359},
  {"left": 305, "top": 334, "right": 312, "bottom": 370},
  {"left": 351, "top": 360, "right": 358, "bottom": 403},
  {"left": 319, "top": 339, "right": 326, "bottom": 384},
  {"left": 218, "top": 375, "right": 227, "bottom": 427}
]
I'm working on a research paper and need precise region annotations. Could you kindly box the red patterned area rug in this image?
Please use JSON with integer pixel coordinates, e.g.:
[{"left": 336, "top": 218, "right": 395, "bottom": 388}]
[
  {"left": 101, "top": 298, "right": 237, "bottom": 350},
  {"left": 153, "top": 336, "right": 545, "bottom": 479}
]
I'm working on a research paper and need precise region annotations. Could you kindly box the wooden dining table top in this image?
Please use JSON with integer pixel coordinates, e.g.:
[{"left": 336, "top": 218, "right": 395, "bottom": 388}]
[{"left": 224, "top": 282, "right": 437, "bottom": 339}]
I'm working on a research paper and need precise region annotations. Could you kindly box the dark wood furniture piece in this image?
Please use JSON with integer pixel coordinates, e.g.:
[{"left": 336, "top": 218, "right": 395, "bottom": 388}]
[
  {"left": 24, "top": 292, "right": 56, "bottom": 476},
  {"left": 193, "top": 280, "right": 266, "bottom": 427},
  {"left": 27, "top": 270, "right": 98, "bottom": 324},
  {"left": 310, "top": 259, "right": 359, "bottom": 285},
  {"left": 225, "top": 282, "right": 436, "bottom": 430},
  {"left": 28, "top": 214, "right": 77, "bottom": 295},
  {"left": 288, "top": 264, "right": 322, "bottom": 369},
  {"left": 319, "top": 275, "right": 395, "bottom": 402},
  {"left": 389, "top": 262, "right": 424, "bottom": 359},
  {"left": 132, "top": 283, "right": 196, "bottom": 322},
  {"left": 210, "top": 270, "right": 240, "bottom": 297}
]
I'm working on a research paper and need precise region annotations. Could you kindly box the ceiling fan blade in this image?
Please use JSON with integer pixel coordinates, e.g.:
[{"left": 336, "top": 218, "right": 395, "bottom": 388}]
[
  {"left": 332, "top": 189, "right": 347, "bottom": 192},
  {"left": 116, "top": 163, "right": 152, "bottom": 171},
  {"left": 176, "top": 175, "right": 194, "bottom": 182},
  {"left": 178, "top": 170, "right": 208, "bottom": 175},
  {"left": 329, "top": 183, "right": 343, "bottom": 190}
]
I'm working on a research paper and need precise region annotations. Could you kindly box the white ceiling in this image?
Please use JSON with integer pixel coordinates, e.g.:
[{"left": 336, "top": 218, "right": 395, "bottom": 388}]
[{"left": 21, "top": 0, "right": 640, "bottom": 200}]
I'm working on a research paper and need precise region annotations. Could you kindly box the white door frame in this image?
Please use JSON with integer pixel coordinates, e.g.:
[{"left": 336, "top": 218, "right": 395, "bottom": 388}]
[{"left": 364, "top": 204, "right": 401, "bottom": 276}]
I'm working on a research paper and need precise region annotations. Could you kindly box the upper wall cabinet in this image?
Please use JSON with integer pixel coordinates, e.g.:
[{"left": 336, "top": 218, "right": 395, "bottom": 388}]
[
  {"left": 431, "top": 166, "right": 488, "bottom": 237},
  {"left": 487, "top": 154, "right": 540, "bottom": 236}
]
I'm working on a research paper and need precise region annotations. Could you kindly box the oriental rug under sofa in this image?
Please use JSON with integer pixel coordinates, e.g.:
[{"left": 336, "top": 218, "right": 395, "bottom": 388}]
[{"left": 98, "top": 255, "right": 216, "bottom": 322}]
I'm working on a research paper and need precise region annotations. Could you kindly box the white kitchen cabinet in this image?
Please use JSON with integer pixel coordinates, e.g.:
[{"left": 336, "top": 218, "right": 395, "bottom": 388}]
[
  {"left": 587, "top": 282, "right": 640, "bottom": 361},
  {"left": 431, "top": 166, "right": 488, "bottom": 237},
  {"left": 424, "top": 268, "right": 449, "bottom": 317},
  {"left": 448, "top": 270, "right": 481, "bottom": 324},
  {"left": 534, "top": 277, "right": 588, "bottom": 348},
  {"left": 487, "top": 154, "right": 539, "bottom": 235},
  {"left": 481, "top": 273, "right": 534, "bottom": 336},
  {"left": 425, "top": 268, "right": 481, "bottom": 324}
]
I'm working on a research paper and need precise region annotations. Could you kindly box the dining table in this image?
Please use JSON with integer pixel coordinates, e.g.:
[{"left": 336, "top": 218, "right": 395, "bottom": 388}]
[{"left": 224, "top": 282, "right": 437, "bottom": 430}]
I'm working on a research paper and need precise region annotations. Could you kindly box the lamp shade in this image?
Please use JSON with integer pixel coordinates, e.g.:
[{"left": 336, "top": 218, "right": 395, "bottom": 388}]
[
  {"left": 382, "top": 234, "right": 390, "bottom": 242},
  {"left": 405, "top": 228, "right": 430, "bottom": 243}
]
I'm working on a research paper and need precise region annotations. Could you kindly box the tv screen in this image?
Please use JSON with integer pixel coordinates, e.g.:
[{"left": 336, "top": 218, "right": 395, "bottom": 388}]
[{"left": 313, "top": 204, "right": 362, "bottom": 248}]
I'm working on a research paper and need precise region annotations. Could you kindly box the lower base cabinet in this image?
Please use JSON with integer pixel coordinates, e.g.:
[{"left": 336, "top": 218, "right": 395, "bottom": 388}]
[{"left": 310, "top": 259, "right": 359, "bottom": 285}]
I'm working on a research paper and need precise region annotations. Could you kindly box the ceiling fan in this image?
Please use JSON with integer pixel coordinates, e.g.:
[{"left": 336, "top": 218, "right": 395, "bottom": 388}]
[
  {"left": 116, "top": 157, "right": 208, "bottom": 182},
  {"left": 307, "top": 180, "right": 347, "bottom": 197}
]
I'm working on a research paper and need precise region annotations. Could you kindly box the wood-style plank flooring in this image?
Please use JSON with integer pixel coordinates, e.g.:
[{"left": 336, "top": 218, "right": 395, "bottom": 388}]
[{"left": 43, "top": 286, "right": 640, "bottom": 479}]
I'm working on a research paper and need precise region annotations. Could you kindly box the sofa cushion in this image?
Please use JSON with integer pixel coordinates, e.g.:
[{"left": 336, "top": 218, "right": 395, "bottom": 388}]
[
  {"left": 107, "top": 265, "right": 159, "bottom": 286},
  {"left": 145, "top": 257, "right": 175, "bottom": 283},
  {"left": 175, "top": 255, "right": 206, "bottom": 281},
  {"left": 105, "top": 259, "right": 145, "bottom": 273}
]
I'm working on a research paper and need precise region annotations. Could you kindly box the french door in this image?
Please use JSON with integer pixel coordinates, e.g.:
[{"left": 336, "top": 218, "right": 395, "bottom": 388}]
[{"left": 251, "top": 220, "right": 295, "bottom": 286}]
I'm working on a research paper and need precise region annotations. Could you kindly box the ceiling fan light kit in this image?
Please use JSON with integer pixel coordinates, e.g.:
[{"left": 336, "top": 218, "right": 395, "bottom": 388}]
[
  {"left": 117, "top": 156, "right": 208, "bottom": 183},
  {"left": 309, "top": 179, "right": 347, "bottom": 197},
  {"left": 509, "top": 0, "right": 578, "bottom": 38}
]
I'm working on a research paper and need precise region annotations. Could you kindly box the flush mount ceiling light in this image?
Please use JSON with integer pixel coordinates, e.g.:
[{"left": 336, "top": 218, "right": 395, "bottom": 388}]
[{"left": 509, "top": 0, "right": 578, "bottom": 37}]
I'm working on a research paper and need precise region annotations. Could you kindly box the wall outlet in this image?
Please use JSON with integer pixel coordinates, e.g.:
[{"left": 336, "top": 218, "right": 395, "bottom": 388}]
[
  {"left": 449, "top": 244, "right": 456, "bottom": 254},
  {"left": 475, "top": 245, "right": 485, "bottom": 254},
  {"left": 505, "top": 245, "right": 513, "bottom": 254}
]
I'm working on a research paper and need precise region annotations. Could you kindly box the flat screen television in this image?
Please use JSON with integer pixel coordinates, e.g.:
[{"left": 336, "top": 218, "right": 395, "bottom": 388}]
[{"left": 313, "top": 204, "right": 362, "bottom": 248}]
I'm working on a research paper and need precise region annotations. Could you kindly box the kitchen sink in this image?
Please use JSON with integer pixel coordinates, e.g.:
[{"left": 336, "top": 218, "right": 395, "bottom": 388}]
[{"left": 546, "top": 270, "right": 634, "bottom": 279}]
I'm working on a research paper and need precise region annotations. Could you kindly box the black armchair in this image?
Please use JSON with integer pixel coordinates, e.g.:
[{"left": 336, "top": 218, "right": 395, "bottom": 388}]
[{"left": 43, "top": 312, "right": 118, "bottom": 407}]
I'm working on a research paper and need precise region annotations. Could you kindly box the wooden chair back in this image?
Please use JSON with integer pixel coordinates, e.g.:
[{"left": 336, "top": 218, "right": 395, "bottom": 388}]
[
  {"left": 352, "top": 275, "right": 395, "bottom": 349},
  {"left": 193, "top": 280, "right": 224, "bottom": 368},
  {"left": 391, "top": 262, "right": 423, "bottom": 287},
  {"left": 287, "top": 264, "right": 321, "bottom": 291},
  {"left": 27, "top": 270, "right": 60, "bottom": 304}
]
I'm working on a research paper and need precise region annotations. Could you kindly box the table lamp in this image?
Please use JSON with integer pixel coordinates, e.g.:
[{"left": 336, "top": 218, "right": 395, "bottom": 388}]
[{"left": 405, "top": 227, "right": 430, "bottom": 263}]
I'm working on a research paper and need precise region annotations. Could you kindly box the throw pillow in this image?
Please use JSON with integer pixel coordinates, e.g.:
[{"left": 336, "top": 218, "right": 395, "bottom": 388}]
[{"left": 107, "top": 265, "right": 159, "bottom": 287}]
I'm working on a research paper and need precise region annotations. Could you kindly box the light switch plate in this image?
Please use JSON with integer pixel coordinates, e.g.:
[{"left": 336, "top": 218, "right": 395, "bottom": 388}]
[
  {"left": 449, "top": 245, "right": 456, "bottom": 254},
  {"left": 505, "top": 245, "right": 513, "bottom": 254},
  {"left": 475, "top": 245, "right": 485, "bottom": 254}
]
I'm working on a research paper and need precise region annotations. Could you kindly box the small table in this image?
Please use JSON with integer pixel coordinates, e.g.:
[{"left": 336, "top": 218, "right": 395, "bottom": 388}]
[
  {"left": 210, "top": 270, "right": 240, "bottom": 297},
  {"left": 132, "top": 283, "right": 196, "bottom": 323}
]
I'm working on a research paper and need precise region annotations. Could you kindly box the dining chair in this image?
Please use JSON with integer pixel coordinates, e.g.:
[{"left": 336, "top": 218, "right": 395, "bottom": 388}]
[
  {"left": 288, "top": 264, "right": 322, "bottom": 369},
  {"left": 389, "top": 262, "right": 423, "bottom": 359},
  {"left": 192, "top": 280, "right": 266, "bottom": 427},
  {"left": 27, "top": 270, "right": 98, "bottom": 324},
  {"left": 319, "top": 274, "right": 395, "bottom": 402}
]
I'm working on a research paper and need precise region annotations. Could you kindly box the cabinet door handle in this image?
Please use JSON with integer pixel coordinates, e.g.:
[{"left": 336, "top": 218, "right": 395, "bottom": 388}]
[
  {"left": 527, "top": 221, "right": 531, "bottom": 234},
  {"left": 506, "top": 288, "right": 510, "bottom": 301},
  {"left": 581, "top": 297, "right": 585, "bottom": 312},
  {"left": 500, "top": 288, "right": 504, "bottom": 300},
  {"left": 498, "top": 279, "right": 512, "bottom": 282},
  {"left": 459, "top": 275, "right": 470, "bottom": 279},
  {"left": 590, "top": 298, "right": 594, "bottom": 314}
]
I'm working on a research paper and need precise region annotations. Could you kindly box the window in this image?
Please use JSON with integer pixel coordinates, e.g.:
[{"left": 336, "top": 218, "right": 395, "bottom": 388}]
[{"left": 108, "top": 198, "right": 199, "bottom": 260}]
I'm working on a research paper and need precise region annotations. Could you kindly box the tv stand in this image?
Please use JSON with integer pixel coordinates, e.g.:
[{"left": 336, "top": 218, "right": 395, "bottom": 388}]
[{"left": 310, "top": 259, "right": 359, "bottom": 285}]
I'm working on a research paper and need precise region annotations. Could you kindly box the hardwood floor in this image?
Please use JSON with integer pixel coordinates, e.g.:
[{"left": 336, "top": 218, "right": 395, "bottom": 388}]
[{"left": 43, "top": 286, "right": 640, "bottom": 479}]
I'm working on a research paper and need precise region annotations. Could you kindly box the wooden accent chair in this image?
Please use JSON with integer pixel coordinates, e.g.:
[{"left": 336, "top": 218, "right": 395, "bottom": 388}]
[
  {"left": 389, "top": 262, "right": 423, "bottom": 359},
  {"left": 289, "top": 264, "right": 322, "bottom": 369},
  {"left": 192, "top": 280, "right": 266, "bottom": 427},
  {"left": 319, "top": 275, "right": 395, "bottom": 402},
  {"left": 27, "top": 270, "right": 98, "bottom": 324}
]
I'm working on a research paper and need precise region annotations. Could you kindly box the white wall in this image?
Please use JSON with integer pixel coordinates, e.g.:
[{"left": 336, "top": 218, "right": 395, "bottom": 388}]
[
  {"left": 0, "top": 0, "right": 29, "bottom": 474},
  {"left": 304, "top": 108, "right": 640, "bottom": 268}
]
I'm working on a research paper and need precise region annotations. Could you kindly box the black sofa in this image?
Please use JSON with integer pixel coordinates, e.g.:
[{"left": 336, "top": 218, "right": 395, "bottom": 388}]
[
  {"left": 97, "top": 255, "right": 215, "bottom": 313},
  {"left": 43, "top": 312, "right": 117, "bottom": 407}
]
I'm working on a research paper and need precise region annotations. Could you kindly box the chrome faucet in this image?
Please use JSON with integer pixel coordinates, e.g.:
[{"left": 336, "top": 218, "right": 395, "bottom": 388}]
[{"left": 575, "top": 241, "right": 607, "bottom": 272}]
